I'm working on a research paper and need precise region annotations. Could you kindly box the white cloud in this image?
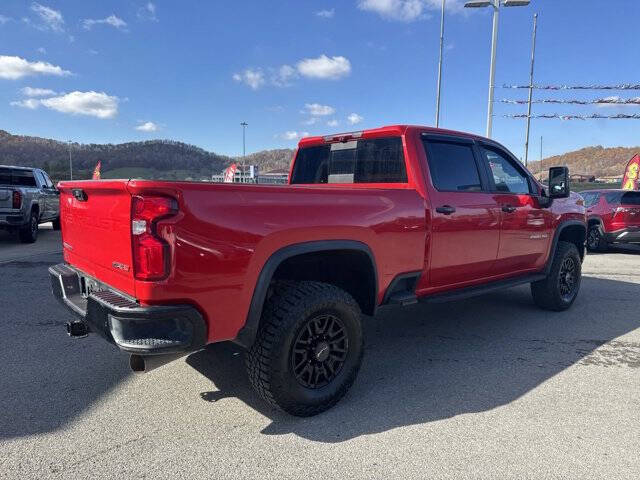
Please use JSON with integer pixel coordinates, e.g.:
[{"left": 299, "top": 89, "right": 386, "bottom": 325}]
[
  {"left": 83, "top": 14, "right": 127, "bottom": 30},
  {"left": 271, "top": 64, "right": 298, "bottom": 87},
  {"left": 21, "top": 86, "right": 56, "bottom": 97},
  {"left": 233, "top": 69, "right": 265, "bottom": 90},
  {"left": 297, "top": 54, "right": 351, "bottom": 80},
  {"left": 0, "top": 15, "right": 13, "bottom": 25},
  {"left": 302, "top": 117, "right": 319, "bottom": 125},
  {"left": 327, "top": 119, "right": 339, "bottom": 127},
  {"left": 303, "top": 103, "right": 335, "bottom": 116},
  {"left": 138, "top": 2, "right": 158, "bottom": 21},
  {"left": 358, "top": 0, "right": 463, "bottom": 22},
  {"left": 37, "top": 47, "right": 47, "bottom": 54},
  {"left": 135, "top": 121, "right": 158, "bottom": 132},
  {"left": 0, "top": 55, "right": 72, "bottom": 80},
  {"left": 281, "top": 131, "right": 310, "bottom": 141},
  {"left": 316, "top": 8, "right": 335, "bottom": 18},
  {"left": 33, "top": 91, "right": 119, "bottom": 118},
  {"left": 30, "top": 3, "right": 64, "bottom": 32},
  {"left": 10, "top": 98, "right": 41, "bottom": 109},
  {"left": 347, "top": 113, "right": 364, "bottom": 125}
]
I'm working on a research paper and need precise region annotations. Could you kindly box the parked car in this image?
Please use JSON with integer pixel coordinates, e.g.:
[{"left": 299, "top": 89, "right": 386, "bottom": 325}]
[
  {"left": 0, "top": 165, "right": 60, "bottom": 243},
  {"left": 49, "top": 125, "right": 587, "bottom": 416},
  {"left": 581, "top": 189, "right": 640, "bottom": 251}
]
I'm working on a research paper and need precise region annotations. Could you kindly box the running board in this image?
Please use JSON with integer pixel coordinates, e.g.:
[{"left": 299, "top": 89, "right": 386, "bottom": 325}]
[{"left": 419, "top": 273, "right": 546, "bottom": 304}]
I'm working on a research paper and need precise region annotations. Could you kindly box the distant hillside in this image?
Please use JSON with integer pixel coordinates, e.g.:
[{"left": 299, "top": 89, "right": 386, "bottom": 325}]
[
  {"left": 0, "top": 130, "right": 293, "bottom": 181},
  {"left": 530, "top": 145, "right": 640, "bottom": 178}
]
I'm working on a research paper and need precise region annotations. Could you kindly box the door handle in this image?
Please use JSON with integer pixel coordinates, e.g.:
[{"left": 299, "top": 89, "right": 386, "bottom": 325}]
[
  {"left": 436, "top": 205, "right": 456, "bottom": 215},
  {"left": 502, "top": 205, "right": 516, "bottom": 213}
]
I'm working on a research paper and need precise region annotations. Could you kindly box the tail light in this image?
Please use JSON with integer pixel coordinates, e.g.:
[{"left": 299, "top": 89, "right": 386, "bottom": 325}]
[
  {"left": 12, "top": 190, "right": 21, "bottom": 209},
  {"left": 131, "top": 195, "right": 178, "bottom": 281}
]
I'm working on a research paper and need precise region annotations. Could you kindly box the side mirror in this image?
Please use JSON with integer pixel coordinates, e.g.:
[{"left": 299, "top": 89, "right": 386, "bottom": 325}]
[{"left": 548, "top": 166, "right": 570, "bottom": 199}]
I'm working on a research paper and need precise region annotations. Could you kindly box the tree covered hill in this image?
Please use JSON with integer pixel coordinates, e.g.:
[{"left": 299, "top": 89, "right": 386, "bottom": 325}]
[
  {"left": 528, "top": 145, "right": 640, "bottom": 178},
  {"left": 0, "top": 130, "right": 294, "bottom": 180}
]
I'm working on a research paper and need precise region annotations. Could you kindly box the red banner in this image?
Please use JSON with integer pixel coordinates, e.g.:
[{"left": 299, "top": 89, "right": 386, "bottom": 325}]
[
  {"left": 92, "top": 160, "right": 101, "bottom": 180},
  {"left": 622, "top": 154, "right": 640, "bottom": 190},
  {"left": 223, "top": 163, "right": 237, "bottom": 183}
]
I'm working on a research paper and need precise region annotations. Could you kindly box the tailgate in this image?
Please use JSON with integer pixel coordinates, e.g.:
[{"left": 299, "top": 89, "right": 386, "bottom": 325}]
[
  {"left": 59, "top": 181, "right": 136, "bottom": 296},
  {"left": 618, "top": 191, "right": 640, "bottom": 227},
  {"left": 0, "top": 188, "right": 13, "bottom": 210}
]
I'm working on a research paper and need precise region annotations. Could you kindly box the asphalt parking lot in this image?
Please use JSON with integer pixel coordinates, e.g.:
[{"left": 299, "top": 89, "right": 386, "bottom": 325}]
[{"left": 1, "top": 228, "right": 639, "bottom": 479}]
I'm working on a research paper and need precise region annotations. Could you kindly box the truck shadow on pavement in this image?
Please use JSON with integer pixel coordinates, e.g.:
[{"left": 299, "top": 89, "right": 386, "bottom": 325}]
[{"left": 189, "top": 275, "right": 640, "bottom": 443}]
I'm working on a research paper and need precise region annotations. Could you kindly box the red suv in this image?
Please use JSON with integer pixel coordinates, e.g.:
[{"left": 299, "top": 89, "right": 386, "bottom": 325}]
[{"left": 582, "top": 189, "right": 640, "bottom": 251}]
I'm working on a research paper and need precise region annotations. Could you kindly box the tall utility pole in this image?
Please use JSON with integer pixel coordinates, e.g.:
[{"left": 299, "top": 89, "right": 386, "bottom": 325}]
[
  {"left": 435, "top": 0, "right": 445, "bottom": 128},
  {"left": 523, "top": 13, "right": 538, "bottom": 167},
  {"left": 240, "top": 122, "right": 248, "bottom": 183},
  {"left": 464, "top": 1, "right": 531, "bottom": 139},
  {"left": 68, "top": 140, "right": 73, "bottom": 180}
]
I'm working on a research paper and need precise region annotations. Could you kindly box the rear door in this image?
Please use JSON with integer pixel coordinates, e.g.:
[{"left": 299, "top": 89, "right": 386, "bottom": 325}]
[
  {"left": 477, "top": 143, "right": 552, "bottom": 274},
  {"left": 421, "top": 135, "right": 501, "bottom": 288},
  {"left": 613, "top": 191, "right": 640, "bottom": 228},
  {"left": 58, "top": 181, "right": 136, "bottom": 295}
]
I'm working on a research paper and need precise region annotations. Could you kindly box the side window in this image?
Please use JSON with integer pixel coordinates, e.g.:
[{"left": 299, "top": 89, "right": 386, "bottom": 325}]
[
  {"left": 423, "top": 140, "right": 483, "bottom": 192},
  {"left": 35, "top": 171, "right": 47, "bottom": 188},
  {"left": 480, "top": 146, "right": 531, "bottom": 194},
  {"left": 42, "top": 172, "right": 54, "bottom": 188},
  {"left": 581, "top": 192, "right": 599, "bottom": 208}
]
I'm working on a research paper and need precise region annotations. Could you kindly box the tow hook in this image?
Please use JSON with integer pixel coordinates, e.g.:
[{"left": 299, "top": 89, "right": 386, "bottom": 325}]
[{"left": 66, "top": 321, "right": 88, "bottom": 338}]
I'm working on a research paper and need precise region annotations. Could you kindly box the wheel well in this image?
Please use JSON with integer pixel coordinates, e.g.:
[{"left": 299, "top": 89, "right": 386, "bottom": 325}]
[
  {"left": 271, "top": 249, "right": 377, "bottom": 316},
  {"left": 588, "top": 218, "right": 601, "bottom": 228},
  {"left": 558, "top": 224, "right": 586, "bottom": 260},
  {"left": 31, "top": 203, "right": 39, "bottom": 215}
]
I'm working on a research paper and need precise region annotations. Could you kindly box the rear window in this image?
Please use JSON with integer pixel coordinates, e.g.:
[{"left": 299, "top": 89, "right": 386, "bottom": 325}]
[
  {"left": 0, "top": 168, "right": 37, "bottom": 187},
  {"left": 603, "top": 191, "right": 640, "bottom": 205},
  {"left": 423, "top": 140, "right": 482, "bottom": 192},
  {"left": 290, "top": 137, "right": 407, "bottom": 184}
]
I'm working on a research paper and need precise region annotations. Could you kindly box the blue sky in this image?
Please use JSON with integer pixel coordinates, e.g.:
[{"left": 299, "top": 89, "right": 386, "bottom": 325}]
[{"left": 1, "top": 0, "right": 640, "bottom": 160}]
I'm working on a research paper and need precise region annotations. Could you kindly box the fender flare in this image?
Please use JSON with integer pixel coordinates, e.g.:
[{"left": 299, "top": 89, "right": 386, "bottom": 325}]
[
  {"left": 543, "top": 220, "right": 587, "bottom": 275},
  {"left": 234, "top": 240, "right": 378, "bottom": 349}
]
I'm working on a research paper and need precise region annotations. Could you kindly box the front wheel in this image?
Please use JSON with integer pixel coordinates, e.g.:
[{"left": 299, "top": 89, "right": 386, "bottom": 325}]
[
  {"left": 531, "top": 241, "right": 582, "bottom": 311},
  {"left": 246, "top": 281, "right": 363, "bottom": 417}
]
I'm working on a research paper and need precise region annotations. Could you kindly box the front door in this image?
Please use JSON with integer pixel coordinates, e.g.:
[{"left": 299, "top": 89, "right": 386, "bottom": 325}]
[
  {"left": 421, "top": 136, "right": 501, "bottom": 288},
  {"left": 477, "top": 144, "right": 552, "bottom": 274}
]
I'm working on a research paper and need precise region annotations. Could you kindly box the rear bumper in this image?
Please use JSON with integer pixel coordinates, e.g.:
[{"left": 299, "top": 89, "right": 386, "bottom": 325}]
[
  {"left": 605, "top": 227, "right": 640, "bottom": 244},
  {"left": 0, "top": 213, "right": 27, "bottom": 228},
  {"left": 49, "top": 263, "right": 207, "bottom": 355}
]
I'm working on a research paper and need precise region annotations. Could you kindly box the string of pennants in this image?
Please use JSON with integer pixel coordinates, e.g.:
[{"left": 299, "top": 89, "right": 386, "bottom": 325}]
[
  {"left": 501, "top": 98, "right": 640, "bottom": 105},
  {"left": 504, "top": 113, "right": 640, "bottom": 120},
  {"left": 500, "top": 84, "right": 640, "bottom": 120},
  {"left": 502, "top": 84, "right": 640, "bottom": 90}
]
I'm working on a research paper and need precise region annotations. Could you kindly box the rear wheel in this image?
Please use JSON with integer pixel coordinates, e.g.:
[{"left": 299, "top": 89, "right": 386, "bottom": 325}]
[
  {"left": 246, "top": 281, "right": 363, "bottom": 417},
  {"left": 586, "top": 224, "right": 607, "bottom": 252},
  {"left": 531, "top": 241, "right": 581, "bottom": 311},
  {"left": 19, "top": 211, "right": 39, "bottom": 243}
]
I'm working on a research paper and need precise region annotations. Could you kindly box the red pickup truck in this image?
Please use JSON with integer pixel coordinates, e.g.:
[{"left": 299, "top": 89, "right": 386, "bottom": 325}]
[{"left": 50, "top": 125, "right": 586, "bottom": 416}]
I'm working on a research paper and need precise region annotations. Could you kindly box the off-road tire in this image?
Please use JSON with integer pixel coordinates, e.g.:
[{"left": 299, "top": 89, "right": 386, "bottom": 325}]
[
  {"left": 586, "top": 224, "right": 607, "bottom": 252},
  {"left": 19, "top": 211, "right": 39, "bottom": 243},
  {"left": 52, "top": 217, "right": 61, "bottom": 231},
  {"left": 246, "top": 281, "right": 363, "bottom": 417},
  {"left": 531, "top": 241, "right": 581, "bottom": 311}
]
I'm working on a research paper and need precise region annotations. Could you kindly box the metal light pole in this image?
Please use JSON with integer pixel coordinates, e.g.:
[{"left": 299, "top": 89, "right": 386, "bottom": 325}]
[
  {"left": 240, "top": 121, "right": 248, "bottom": 183},
  {"left": 435, "top": 0, "right": 445, "bottom": 128},
  {"left": 67, "top": 140, "right": 73, "bottom": 180},
  {"left": 464, "top": 0, "right": 530, "bottom": 139},
  {"left": 523, "top": 13, "right": 538, "bottom": 167}
]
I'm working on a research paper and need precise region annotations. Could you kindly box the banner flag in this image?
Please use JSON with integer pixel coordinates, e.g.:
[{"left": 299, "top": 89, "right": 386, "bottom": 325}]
[
  {"left": 92, "top": 161, "right": 101, "bottom": 180},
  {"left": 622, "top": 154, "right": 640, "bottom": 190}
]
